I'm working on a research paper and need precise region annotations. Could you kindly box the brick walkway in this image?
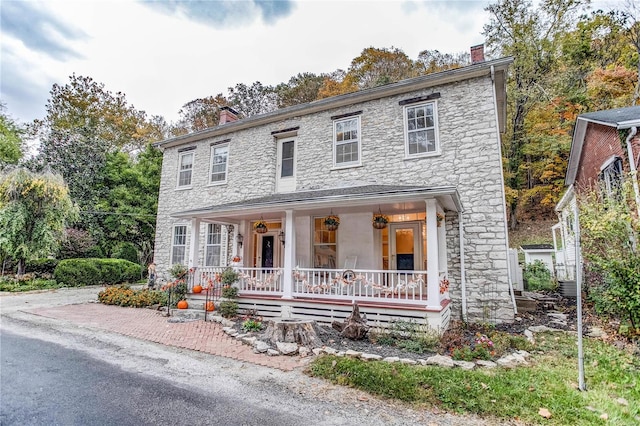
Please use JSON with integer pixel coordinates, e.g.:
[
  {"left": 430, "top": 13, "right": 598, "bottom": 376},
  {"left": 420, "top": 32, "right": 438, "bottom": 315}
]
[{"left": 29, "top": 304, "right": 303, "bottom": 371}]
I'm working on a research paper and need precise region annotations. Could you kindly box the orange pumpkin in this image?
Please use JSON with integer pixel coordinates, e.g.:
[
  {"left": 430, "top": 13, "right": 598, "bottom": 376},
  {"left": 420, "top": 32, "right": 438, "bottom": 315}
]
[
  {"left": 177, "top": 300, "right": 188, "bottom": 309},
  {"left": 205, "top": 301, "right": 215, "bottom": 312},
  {"left": 192, "top": 285, "right": 203, "bottom": 294}
]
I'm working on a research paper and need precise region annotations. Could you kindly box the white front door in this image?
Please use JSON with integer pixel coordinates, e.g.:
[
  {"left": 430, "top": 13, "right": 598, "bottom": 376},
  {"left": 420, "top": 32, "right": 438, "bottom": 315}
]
[
  {"left": 276, "top": 138, "right": 296, "bottom": 193},
  {"left": 389, "top": 222, "right": 422, "bottom": 270}
]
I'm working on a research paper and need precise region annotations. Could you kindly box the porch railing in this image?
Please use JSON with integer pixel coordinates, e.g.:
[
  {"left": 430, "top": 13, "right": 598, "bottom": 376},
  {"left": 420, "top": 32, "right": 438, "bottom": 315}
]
[{"left": 195, "top": 266, "right": 428, "bottom": 305}]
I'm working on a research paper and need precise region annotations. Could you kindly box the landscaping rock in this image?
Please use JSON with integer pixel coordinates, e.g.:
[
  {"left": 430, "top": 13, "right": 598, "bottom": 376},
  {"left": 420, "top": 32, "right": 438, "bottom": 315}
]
[
  {"left": 383, "top": 356, "right": 400, "bottom": 363},
  {"left": 528, "top": 325, "right": 563, "bottom": 333},
  {"left": 345, "top": 350, "right": 362, "bottom": 358},
  {"left": 312, "top": 348, "right": 323, "bottom": 356},
  {"left": 220, "top": 318, "right": 236, "bottom": 327},
  {"left": 276, "top": 341, "right": 299, "bottom": 355},
  {"left": 524, "top": 329, "right": 535, "bottom": 343},
  {"left": 496, "top": 352, "right": 529, "bottom": 368},
  {"left": 587, "top": 326, "right": 607, "bottom": 338},
  {"left": 253, "top": 341, "right": 270, "bottom": 353},
  {"left": 266, "top": 349, "right": 280, "bottom": 356},
  {"left": 241, "top": 336, "right": 257, "bottom": 345},
  {"left": 400, "top": 358, "right": 418, "bottom": 365},
  {"left": 298, "top": 347, "right": 311, "bottom": 357},
  {"left": 475, "top": 360, "right": 497, "bottom": 369},
  {"left": 425, "top": 354, "right": 454, "bottom": 368},
  {"left": 323, "top": 347, "right": 337, "bottom": 355},
  {"left": 453, "top": 360, "right": 475, "bottom": 370},
  {"left": 361, "top": 353, "right": 382, "bottom": 361}
]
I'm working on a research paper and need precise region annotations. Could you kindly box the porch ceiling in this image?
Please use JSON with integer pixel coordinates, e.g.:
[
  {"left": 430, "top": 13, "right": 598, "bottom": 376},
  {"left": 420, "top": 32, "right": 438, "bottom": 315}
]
[{"left": 171, "top": 185, "right": 462, "bottom": 222}]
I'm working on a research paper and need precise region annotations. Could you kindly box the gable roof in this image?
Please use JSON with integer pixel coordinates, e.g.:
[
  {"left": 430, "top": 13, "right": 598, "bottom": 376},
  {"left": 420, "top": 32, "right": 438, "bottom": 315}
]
[
  {"left": 565, "top": 106, "right": 640, "bottom": 186},
  {"left": 155, "top": 57, "right": 513, "bottom": 150}
]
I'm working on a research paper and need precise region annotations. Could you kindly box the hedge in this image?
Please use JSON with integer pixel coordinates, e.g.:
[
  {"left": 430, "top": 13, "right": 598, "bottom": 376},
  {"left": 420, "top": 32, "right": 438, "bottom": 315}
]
[
  {"left": 54, "top": 258, "right": 142, "bottom": 287},
  {"left": 25, "top": 258, "right": 59, "bottom": 275}
]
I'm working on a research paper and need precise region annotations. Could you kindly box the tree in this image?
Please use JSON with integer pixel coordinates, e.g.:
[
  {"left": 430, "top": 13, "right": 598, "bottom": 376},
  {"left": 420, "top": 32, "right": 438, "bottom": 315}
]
[
  {"left": 483, "top": 0, "right": 588, "bottom": 228},
  {"left": 0, "top": 168, "right": 77, "bottom": 275},
  {"left": 416, "top": 50, "right": 470, "bottom": 74},
  {"left": 0, "top": 104, "right": 24, "bottom": 167},
  {"left": 174, "top": 94, "right": 229, "bottom": 134},
  {"left": 227, "top": 81, "right": 278, "bottom": 117},
  {"left": 275, "top": 73, "right": 325, "bottom": 108},
  {"left": 343, "top": 47, "right": 417, "bottom": 90},
  {"left": 317, "top": 69, "right": 357, "bottom": 99}
]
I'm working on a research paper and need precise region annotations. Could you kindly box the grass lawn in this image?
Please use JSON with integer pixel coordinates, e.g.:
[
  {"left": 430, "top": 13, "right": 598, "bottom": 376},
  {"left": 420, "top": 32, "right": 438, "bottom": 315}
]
[
  {"left": 0, "top": 277, "right": 65, "bottom": 292},
  {"left": 308, "top": 332, "right": 639, "bottom": 425}
]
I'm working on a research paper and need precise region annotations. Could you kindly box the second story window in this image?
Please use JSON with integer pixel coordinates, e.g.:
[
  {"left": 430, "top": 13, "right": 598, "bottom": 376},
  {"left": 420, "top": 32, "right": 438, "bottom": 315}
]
[
  {"left": 210, "top": 144, "right": 229, "bottom": 184},
  {"left": 600, "top": 157, "right": 623, "bottom": 199},
  {"left": 404, "top": 102, "right": 438, "bottom": 156},
  {"left": 334, "top": 116, "right": 361, "bottom": 167},
  {"left": 177, "top": 152, "right": 193, "bottom": 188}
]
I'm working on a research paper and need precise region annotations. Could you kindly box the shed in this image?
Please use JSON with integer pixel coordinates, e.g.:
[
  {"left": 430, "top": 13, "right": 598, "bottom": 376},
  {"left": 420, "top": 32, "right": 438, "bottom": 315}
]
[{"left": 520, "top": 244, "right": 555, "bottom": 276}]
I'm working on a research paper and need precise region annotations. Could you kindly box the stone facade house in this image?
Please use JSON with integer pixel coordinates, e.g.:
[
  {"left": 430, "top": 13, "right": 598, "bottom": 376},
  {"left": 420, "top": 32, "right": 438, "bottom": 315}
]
[
  {"left": 554, "top": 106, "right": 640, "bottom": 282},
  {"left": 153, "top": 53, "right": 516, "bottom": 330}
]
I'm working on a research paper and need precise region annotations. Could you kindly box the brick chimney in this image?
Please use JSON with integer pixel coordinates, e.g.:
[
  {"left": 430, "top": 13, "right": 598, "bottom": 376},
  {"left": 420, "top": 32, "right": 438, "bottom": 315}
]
[
  {"left": 471, "top": 44, "right": 485, "bottom": 64},
  {"left": 219, "top": 106, "right": 239, "bottom": 125}
]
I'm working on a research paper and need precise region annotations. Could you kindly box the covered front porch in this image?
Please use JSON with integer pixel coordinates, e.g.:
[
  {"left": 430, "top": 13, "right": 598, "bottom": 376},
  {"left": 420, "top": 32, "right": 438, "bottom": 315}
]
[{"left": 175, "top": 185, "right": 462, "bottom": 331}]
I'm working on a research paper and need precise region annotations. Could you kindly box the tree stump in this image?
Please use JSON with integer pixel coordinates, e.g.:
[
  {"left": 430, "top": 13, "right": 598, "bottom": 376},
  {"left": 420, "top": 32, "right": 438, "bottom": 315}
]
[
  {"left": 332, "top": 303, "right": 369, "bottom": 340},
  {"left": 261, "top": 318, "right": 323, "bottom": 348}
]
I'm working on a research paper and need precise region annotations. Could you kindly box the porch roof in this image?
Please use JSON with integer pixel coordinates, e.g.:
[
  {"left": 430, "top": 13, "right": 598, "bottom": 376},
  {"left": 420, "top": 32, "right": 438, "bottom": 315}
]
[{"left": 171, "top": 185, "right": 462, "bottom": 221}]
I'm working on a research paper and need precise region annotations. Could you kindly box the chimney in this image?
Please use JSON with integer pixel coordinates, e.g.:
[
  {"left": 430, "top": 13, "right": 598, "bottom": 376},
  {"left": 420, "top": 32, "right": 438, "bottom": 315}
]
[
  {"left": 219, "top": 106, "right": 239, "bottom": 125},
  {"left": 471, "top": 44, "right": 485, "bottom": 64}
]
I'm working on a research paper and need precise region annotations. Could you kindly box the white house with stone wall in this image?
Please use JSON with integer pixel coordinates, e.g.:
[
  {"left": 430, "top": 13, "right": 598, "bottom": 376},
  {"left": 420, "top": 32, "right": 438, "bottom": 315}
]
[{"left": 153, "top": 54, "right": 517, "bottom": 331}]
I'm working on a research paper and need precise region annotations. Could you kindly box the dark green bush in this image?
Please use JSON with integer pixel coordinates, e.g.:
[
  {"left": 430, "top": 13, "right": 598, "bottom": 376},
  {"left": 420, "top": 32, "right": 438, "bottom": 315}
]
[
  {"left": 523, "top": 260, "right": 556, "bottom": 291},
  {"left": 111, "top": 242, "right": 139, "bottom": 264},
  {"left": 25, "top": 258, "right": 59, "bottom": 275},
  {"left": 54, "top": 258, "right": 142, "bottom": 287}
]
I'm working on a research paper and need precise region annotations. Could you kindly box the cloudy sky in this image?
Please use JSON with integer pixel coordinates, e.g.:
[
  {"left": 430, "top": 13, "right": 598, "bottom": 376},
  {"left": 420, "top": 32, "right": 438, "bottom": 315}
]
[{"left": 3, "top": 0, "right": 504, "bottom": 125}]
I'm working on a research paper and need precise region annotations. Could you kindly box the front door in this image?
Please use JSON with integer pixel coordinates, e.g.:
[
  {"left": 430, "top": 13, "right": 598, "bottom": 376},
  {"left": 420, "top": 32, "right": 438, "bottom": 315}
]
[
  {"left": 261, "top": 235, "right": 274, "bottom": 268},
  {"left": 255, "top": 232, "right": 282, "bottom": 269},
  {"left": 389, "top": 223, "right": 422, "bottom": 270}
]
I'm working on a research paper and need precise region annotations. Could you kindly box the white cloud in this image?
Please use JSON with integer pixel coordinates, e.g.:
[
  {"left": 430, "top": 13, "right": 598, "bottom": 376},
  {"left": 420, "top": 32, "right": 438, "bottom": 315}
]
[{"left": 1, "top": 0, "right": 492, "bottom": 126}]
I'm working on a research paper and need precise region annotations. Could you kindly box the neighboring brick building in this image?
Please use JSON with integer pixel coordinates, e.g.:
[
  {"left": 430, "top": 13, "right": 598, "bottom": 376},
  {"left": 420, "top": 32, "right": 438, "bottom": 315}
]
[
  {"left": 554, "top": 106, "right": 640, "bottom": 281},
  {"left": 153, "top": 54, "right": 516, "bottom": 329}
]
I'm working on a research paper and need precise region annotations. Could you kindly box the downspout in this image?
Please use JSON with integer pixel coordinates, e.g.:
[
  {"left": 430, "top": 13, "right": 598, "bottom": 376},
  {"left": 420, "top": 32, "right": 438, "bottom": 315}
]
[
  {"left": 491, "top": 65, "right": 518, "bottom": 315},
  {"left": 458, "top": 211, "right": 468, "bottom": 322},
  {"left": 624, "top": 126, "right": 640, "bottom": 218}
]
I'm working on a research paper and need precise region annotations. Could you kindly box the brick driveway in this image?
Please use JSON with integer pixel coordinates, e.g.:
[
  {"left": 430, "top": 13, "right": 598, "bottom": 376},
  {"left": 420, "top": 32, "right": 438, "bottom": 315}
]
[{"left": 29, "top": 303, "right": 304, "bottom": 371}]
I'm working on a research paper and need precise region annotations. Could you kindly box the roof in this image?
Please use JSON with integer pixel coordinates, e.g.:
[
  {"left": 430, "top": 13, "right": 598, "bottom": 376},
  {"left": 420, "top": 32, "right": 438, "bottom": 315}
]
[
  {"left": 170, "top": 185, "right": 463, "bottom": 221},
  {"left": 155, "top": 56, "right": 513, "bottom": 150},
  {"left": 565, "top": 106, "right": 640, "bottom": 186}
]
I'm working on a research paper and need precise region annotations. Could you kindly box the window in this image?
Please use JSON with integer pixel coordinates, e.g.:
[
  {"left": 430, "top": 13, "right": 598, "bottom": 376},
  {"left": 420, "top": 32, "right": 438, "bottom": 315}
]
[
  {"left": 600, "top": 157, "right": 623, "bottom": 198},
  {"left": 281, "top": 140, "right": 294, "bottom": 177},
  {"left": 404, "top": 102, "right": 438, "bottom": 156},
  {"left": 210, "top": 144, "right": 228, "bottom": 184},
  {"left": 171, "top": 225, "right": 187, "bottom": 265},
  {"left": 177, "top": 152, "right": 193, "bottom": 187},
  {"left": 313, "top": 217, "right": 337, "bottom": 268},
  {"left": 334, "top": 116, "right": 360, "bottom": 166},
  {"left": 205, "top": 224, "right": 222, "bottom": 266}
]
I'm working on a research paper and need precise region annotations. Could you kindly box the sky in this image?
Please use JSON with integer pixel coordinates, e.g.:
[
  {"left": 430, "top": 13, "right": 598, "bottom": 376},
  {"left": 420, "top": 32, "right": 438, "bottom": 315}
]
[{"left": 0, "top": 0, "right": 518, "bottom": 126}]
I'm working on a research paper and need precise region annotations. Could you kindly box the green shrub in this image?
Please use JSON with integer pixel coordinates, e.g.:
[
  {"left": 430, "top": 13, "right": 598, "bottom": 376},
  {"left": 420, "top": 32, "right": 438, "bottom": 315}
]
[
  {"left": 0, "top": 276, "right": 61, "bottom": 292},
  {"left": 221, "top": 285, "right": 239, "bottom": 299},
  {"left": 54, "top": 258, "right": 142, "bottom": 286},
  {"left": 111, "top": 242, "right": 139, "bottom": 264},
  {"left": 219, "top": 300, "right": 239, "bottom": 318},
  {"left": 25, "top": 258, "right": 59, "bottom": 275},
  {"left": 220, "top": 267, "right": 239, "bottom": 285},
  {"left": 523, "top": 260, "right": 556, "bottom": 291}
]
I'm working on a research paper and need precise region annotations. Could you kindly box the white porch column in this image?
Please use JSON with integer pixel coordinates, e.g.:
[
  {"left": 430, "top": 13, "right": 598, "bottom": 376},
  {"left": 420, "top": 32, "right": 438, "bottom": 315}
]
[
  {"left": 426, "top": 200, "right": 440, "bottom": 309},
  {"left": 282, "top": 209, "right": 295, "bottom": 299},
  {"left": 188, "top": 218, "right": 201, "bottom": 288},
  {"left": 437, "top": 207, "right": 448, "bottom": 281}
]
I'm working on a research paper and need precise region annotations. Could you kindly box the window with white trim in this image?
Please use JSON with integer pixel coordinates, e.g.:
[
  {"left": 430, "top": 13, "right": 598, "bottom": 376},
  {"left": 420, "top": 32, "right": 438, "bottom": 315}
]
[
  {"left": 404, "top": 102, "right": 438, "bottom": 156},
  {"left": 209, "top": 144, "right": 228, "bottom": 184},
  {"left": 333, "top": 116, "right": 361, "bottom": 166},
  {"left": 177, "top": 152, "right": 193, "bottom": 187},
  {"left": 171, "top": 225, "right": 187, "bottom": 265},
  {"left": 205, "top": 223, "right": 222, "bottom": 266},
  {"left": 600, "top": 157, "right": 623, "bottom": 199}
]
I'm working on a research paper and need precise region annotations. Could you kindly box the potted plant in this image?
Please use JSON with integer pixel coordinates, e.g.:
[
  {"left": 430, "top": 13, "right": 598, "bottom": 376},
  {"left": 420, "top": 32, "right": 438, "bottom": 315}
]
[
  {"left": 372, "top": 212, "right": 389, "bottom": 229},
  {"left": 323, "top": 214, "right": 340, "bottom": 231},
  {"left": 253, "top": 219, "right": 268, "bottom": 234}
]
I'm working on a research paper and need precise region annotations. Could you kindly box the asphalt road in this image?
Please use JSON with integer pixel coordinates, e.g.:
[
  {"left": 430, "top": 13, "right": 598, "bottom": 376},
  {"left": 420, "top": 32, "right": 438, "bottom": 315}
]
[{"left": 1, "top": 332, "right": 312, "bottom": 426}]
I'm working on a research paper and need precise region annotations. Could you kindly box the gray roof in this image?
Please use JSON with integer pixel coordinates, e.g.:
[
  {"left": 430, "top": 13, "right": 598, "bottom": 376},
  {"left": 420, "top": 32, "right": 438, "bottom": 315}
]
[
  {"left": 578, "top": 106, "right": 640, "bottom": 129},
  {"left": 520, "top": 244, "right": 553, "bottom": 251},
  {"left": 171, "top": 185, "right": 462, "bottom": 219}
]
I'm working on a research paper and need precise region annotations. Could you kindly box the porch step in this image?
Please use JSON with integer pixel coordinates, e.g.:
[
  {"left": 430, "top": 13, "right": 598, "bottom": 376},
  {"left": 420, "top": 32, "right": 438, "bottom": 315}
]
[{"left": 515, "top": 296, "right": 537, "bottom": 313}]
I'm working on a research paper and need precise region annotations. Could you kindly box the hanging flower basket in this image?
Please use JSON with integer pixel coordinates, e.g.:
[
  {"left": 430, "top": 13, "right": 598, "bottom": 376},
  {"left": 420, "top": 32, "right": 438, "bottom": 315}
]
[
  {"left": 372, "top": 213, "right": 389, "bottom": 229},
  {"left": 323, "top": 215, "right": 340, "bottom": 231},
  {"left": 253, "top": 220, "right": 268, "bottom": 234},
  {"left": 437, "top": 213, "right": 445, "bottom": 227}
]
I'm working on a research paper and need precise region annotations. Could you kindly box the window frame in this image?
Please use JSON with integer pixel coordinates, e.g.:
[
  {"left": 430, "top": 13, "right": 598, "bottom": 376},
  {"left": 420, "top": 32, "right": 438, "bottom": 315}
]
[
  {"left": 312, "top": 217, "right": 337, "bottom": 269},
  {"left": 333, "top": 116, "right": 362, "bottom": 168},
  {"left": 177, "top": 151, "right": 194, "bottom": 189},
  {"left": 403, "top": 101, "right": 440, "bottom": 158},
  {"left": 171, "top": 225, "right": 187, "bottom": 265},
  {"left": 599, "top": 156, "right": 623, "bottom": 199},
  {"left": 204, "top": 223, "right": 223, "bottom": 266},
  {"left": 209, "top": 143, "right": 229, "bottom": 185}
]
